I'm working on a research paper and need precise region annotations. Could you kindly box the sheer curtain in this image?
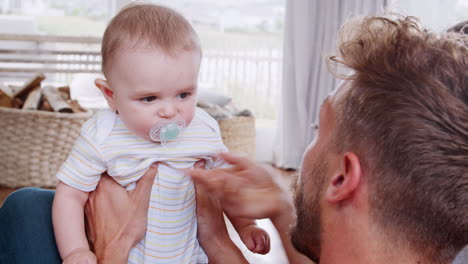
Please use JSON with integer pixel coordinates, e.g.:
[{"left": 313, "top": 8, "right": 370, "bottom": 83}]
[{"left": 273, "top": 0, "right": 385, "bottom": 169}]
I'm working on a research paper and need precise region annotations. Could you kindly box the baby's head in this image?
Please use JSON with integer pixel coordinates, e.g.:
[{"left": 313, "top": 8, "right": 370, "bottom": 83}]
[{"left": 95, "top": 3, "right": 201, "bottom": 141}]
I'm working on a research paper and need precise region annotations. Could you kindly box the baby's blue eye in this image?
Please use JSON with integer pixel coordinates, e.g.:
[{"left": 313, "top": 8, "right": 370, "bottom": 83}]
[
  {"left": 141, "top": 96, "right": 157, "bottom": 102},
  {"left": 178, "top": 93, "right": 190, "bottom": 99}
]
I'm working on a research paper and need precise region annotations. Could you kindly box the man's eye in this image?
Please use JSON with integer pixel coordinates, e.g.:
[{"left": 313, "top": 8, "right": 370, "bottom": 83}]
[
  {"left": 178, "top": 92, "right": 191, "bottom": 99},
  {"left": 141, "top": 96, "right": 157, "bottom": 102}
]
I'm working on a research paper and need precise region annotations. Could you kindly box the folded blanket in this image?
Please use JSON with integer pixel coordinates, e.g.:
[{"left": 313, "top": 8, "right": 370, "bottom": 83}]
[{"left": 197, "top": 100, "right": 253, "bottom": 120}]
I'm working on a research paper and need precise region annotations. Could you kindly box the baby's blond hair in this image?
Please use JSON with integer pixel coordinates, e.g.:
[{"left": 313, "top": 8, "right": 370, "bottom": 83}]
[{"left": 101, "top": 3, "right": 200, "bottom": 76}]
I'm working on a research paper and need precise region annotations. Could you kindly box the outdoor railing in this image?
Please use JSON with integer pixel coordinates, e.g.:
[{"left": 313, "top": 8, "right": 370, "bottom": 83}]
[
  {"left": 200, "top": 49, "right": 282, "bottom": 119},
  {"left": 0, "top": 34, "right": 282, "bottom": 119}
]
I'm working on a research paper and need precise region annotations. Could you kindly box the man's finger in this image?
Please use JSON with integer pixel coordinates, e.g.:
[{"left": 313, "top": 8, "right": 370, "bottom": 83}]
[
  {"left": 194, "top": 180, "right": 223, "bottom": 222},
  {"left": 219, "top": 152, "right": 253, "bottom": 169},
  {"left": 189, "top": 169, "right": 220, "bottom": 187},
  {"left": 194, "top": 159, "right": 206, "bottom": 169},
  {"left": 133, "top": 163, "right": 158, "bottom": 197},
  {"left": 194, "top": 180, "right": 208, "bottom": 206},
  {"left": 190, "top": 169, "right": 232, "bottom": 199},
  {"left": 95, "top": 173, "right": 114, "bottom": 192},
  {"left": 187, "top": 166, "right": 232, "bottom": 182},
  {"left": 186, "top": 168, "right": 207, "bottom": 181},
  {"left": 84, "top": 196, "right": 96, "bottom": 245}
]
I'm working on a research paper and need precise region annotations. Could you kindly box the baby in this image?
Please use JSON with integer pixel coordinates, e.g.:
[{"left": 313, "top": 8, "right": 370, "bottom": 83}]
[{"left": 52, "top": 4, "right": 270, "bottom": 264}]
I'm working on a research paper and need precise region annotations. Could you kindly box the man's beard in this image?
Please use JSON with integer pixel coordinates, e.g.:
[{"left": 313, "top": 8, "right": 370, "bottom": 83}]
[{"left": 291, "top": 158, "right": 327, "bottom": 263}]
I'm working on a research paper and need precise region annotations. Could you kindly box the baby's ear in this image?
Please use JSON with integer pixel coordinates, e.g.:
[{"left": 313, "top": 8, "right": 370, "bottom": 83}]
[{"left": 95, "top": 78, "right": 116, "bottom": 111}]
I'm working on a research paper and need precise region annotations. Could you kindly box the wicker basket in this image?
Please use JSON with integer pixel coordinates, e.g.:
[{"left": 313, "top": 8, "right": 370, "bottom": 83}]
[
  {"left": 0, "top": 107, "right": 92, "bottom": 188},
  {"left": 218, "top": 116, "right": 255, "bottom": 158}
]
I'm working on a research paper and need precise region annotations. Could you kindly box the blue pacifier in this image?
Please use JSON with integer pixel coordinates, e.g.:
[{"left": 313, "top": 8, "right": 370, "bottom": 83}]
[{"left": 149, "top": 119, "right": 186, "bottom": 146}]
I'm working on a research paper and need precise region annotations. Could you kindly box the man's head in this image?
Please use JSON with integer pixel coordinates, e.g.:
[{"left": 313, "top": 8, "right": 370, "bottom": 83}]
[
  {"left": 292, "top": 15, "right": 468, "bottom": 263},
  {"left": 448, "top": 20, "right": 468, "bottom": 34},
  {"left": 95, "top": 4, "right": 201, "bottom": 141}
]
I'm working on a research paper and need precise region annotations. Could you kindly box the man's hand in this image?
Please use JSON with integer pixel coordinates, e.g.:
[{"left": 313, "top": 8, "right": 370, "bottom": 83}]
[
  {"left": 84, "top": 164, "right": 158, "bottom": 263},
  {"left": 189, "top": 153, "right": 311, "bottom": 264},
  {"left": 193, "top": 160, "right": 248, "bottom": 264},
  {"left": 187, "top": 152, "right": 291, "bottom": 220}
]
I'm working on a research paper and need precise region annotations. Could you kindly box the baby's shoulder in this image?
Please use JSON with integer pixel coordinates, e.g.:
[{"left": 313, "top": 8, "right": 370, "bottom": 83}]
[
  {"left": 192, "top": 107, "right": 220, "bottom": 133},
  {"left": 80, "top": 108, "right": 116, "bottom": 144}
]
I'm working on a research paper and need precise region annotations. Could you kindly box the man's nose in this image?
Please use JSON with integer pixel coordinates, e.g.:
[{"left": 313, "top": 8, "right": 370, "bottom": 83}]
[{"left": 157, "top": 100, "right": 176, "bottom": 118}]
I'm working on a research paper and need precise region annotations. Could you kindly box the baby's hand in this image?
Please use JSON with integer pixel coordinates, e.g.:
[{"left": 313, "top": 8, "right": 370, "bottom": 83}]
[
  {"left": 238, "top": 225, "right": 271, "bottom": 255},
  {"left": 63, "top": 248, "right": 96, "bottom": 264}
]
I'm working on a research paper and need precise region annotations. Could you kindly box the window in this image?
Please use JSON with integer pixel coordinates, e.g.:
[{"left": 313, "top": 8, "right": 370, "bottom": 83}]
[
  {"left": 0, "top": 0, "right": 110, "bottom": 36},
  {"left": 152, "top": 0, "right": 286, "bottom": 120}
]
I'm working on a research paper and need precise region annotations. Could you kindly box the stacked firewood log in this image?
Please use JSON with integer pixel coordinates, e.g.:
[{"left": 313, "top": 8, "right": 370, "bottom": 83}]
[{"left": 0, "top": 73, "right": 85, "bottom": 113}]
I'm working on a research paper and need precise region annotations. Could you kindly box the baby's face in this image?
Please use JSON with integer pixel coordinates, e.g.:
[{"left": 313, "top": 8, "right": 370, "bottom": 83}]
[{"left": 106, "top": 48, "right": 201, "bottom": 141}]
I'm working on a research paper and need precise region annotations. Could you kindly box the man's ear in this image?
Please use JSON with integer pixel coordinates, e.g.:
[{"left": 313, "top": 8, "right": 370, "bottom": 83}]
[
  {"left": 325, "top": 152, "right": 362, "bottom": 203},
  {"left": 95, "top": 78, "right": 116, "bottom": 111}
]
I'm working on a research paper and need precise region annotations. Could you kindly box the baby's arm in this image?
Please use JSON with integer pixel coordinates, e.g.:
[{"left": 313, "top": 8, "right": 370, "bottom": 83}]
[
  {"left": 228, "top": 214, "right": 271, "bottom": 255},
  {"left": 53, "top": 181, "right": 95, "bottom": 263}
]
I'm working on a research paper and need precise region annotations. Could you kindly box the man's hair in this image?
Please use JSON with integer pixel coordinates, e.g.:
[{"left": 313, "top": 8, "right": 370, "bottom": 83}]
[
  {"left": 101, "top": 3, "right": 200, "bottom": 76},
  {"left": 448, "top": 20, "right": 468, "bottom": 34},
  {"left": 330, "top": 15, "right": 468, "bottom": 262}
]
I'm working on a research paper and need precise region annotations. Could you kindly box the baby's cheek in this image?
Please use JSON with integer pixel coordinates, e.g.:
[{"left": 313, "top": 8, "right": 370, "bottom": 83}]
[
  {"left": 182, "top": 101, "right": 196, "bottom": 124},
  {"left": 128, "top": 119, "right": 153, "bottom": 140}
]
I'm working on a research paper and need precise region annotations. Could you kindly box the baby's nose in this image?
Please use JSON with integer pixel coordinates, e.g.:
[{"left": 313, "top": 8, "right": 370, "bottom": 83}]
[{"left": 158, "top": 101, "right": 176, "bottom": 118}]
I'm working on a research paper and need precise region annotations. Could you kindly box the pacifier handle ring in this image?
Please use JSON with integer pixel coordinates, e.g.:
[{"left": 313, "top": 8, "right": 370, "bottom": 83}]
[{"left": 149, "top": 119, "right": 186, "bottom": 143}]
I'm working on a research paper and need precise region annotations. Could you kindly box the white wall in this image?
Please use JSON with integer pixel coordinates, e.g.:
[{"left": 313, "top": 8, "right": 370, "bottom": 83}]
[{"left": 388, "top": 0, "right": 459, "bottom": 31}]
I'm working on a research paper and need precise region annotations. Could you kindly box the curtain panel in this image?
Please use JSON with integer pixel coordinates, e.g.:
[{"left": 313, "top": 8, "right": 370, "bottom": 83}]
[{"left": 273, "top": 0, "right": 385, "bottom": 169}]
